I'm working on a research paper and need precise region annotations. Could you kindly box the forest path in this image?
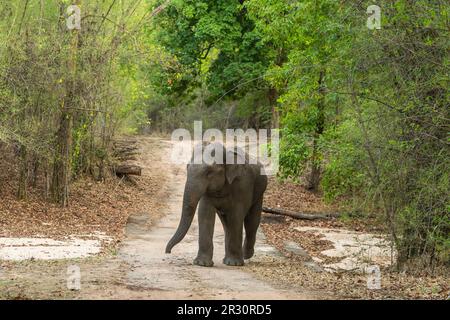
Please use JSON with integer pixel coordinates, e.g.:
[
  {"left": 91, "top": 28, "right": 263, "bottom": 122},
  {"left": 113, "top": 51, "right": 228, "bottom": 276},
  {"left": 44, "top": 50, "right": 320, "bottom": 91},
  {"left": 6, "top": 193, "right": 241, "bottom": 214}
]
[{"left": 117, "top": 137, "right": 315, "bottom": 299}]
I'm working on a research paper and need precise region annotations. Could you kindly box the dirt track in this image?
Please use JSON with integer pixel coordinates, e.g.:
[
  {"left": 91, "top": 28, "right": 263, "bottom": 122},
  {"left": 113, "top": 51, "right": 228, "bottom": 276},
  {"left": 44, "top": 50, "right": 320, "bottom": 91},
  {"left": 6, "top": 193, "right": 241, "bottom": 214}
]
[{"left": 116, "top": 138, "right": 317, "bottom": 299}]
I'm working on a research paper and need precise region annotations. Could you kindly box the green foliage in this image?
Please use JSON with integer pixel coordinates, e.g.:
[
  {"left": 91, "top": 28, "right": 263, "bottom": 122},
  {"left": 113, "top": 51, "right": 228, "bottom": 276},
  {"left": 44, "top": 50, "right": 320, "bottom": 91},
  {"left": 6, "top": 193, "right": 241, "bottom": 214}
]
[
  {"left": 146, "top": 0, "right": 272, "bottom": 130},
  {"left": 0, "top": 0, "right": 153, "bottom": 188},
  {"left": 320, "top": 120, "right": 367, "bottom": 202},
  {"left": 0, "top": 0, "right": 447, "bottom": 268},
  {"left": 154, "top": 0, "right": 268, "bottom": 96},
  {"left": 246, "top": 0, "right": 449, "bottom": 267},
  {"left": 278, "top": 130, "right": 309, "bottom": 182}
]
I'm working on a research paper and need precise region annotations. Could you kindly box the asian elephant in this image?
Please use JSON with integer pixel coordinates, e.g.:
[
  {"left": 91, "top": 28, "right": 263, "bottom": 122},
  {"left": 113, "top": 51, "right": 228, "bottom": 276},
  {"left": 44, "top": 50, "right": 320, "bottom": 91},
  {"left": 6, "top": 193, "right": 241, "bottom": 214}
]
[{"left": 165, "top": 142, "right": 268, "bottom": 267}]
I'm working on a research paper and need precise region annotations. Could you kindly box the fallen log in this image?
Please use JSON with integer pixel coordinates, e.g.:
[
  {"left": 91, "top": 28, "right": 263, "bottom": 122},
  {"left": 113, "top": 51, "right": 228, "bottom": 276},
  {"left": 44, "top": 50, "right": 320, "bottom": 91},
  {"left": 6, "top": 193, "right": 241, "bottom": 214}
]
[
  {"left": 113, "top": 148, "right": 139, "bottom": 156},
  {"left": 113, "top": 142, "right": 139, "bottom": 162},
  {"left": 114, "top": 164, "right": 142, "bottom": 176},
  {"left": 115, "top": 155, "right": 138, "bottom": 162},
  {"left": 114, "top": 146, "right": 137, "bottom": 152},
  {"left": 262, "top": 206, "right": 340, "bottom": 220},
  {"left": 114, "top": 151, "right": 139, "bottom": 160},
  {"left": 114, "top": 138, "right": 138, "bottom": 145}
]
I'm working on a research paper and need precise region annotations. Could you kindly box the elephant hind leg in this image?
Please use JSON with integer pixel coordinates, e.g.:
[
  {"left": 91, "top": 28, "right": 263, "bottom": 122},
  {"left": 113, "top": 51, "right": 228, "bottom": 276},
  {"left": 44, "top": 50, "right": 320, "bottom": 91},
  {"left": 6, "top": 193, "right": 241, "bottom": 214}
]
[{"left": 243, "top": 201, "right": 262, "bottom": 260}]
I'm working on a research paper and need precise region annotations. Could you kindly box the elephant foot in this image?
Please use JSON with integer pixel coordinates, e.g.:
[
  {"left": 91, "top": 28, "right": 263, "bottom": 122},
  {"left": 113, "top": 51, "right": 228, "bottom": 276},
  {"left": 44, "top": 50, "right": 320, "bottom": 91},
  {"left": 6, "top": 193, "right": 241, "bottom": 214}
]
[
  {"left": 223, "top": 256, "right": 244, "bottom": 266},
  {"left": 193, "top": 256, "right": 214, "bottom": 267},
  {"left": 243, "top": 247, "right": 254, "bottom": 260}
]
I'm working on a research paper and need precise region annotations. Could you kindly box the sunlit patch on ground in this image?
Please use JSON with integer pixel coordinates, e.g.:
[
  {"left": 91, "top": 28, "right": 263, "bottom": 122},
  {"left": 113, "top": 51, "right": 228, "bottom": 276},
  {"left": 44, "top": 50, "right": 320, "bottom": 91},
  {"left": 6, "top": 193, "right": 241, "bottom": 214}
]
[
  {"left": 0, "top": 232, "right": 112, "bottom": 261},
  {"left": 294, "top": 226, "right": 395, "bottom": 272}
]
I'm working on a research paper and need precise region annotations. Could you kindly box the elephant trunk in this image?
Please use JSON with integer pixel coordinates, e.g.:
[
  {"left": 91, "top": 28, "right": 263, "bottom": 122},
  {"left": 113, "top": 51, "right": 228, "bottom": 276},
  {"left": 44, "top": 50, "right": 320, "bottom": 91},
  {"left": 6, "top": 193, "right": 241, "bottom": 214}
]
[{"left": 165, "top": 182, "right": 202, "bottom": 253}]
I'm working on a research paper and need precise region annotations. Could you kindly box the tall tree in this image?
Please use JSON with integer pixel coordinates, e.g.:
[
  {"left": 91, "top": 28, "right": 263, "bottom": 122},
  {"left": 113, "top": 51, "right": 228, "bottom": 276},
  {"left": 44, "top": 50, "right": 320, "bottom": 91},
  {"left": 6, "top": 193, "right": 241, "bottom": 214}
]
[{"left": 150, "top": 0, "right": 272, "bottom": 129}]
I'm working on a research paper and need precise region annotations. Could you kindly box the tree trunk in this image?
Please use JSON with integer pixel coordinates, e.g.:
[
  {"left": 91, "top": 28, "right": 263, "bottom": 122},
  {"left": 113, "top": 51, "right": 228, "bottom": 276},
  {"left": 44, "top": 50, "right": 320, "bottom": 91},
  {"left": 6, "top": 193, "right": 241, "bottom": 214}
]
[
  {"left": 51, "top": 106, "right": 73, "bottom": 206},
  {"left": 225, "top": 102, "right": 236, "bottom": 130},
  {"left": 30, "top": 154, "right": 39, "bottom": 188},
  {"left": 268, "top": 47, "right": 287, "bottom": 129},
  {"left": 51, "top": 5, "right": 79, "bottom": 206},
  {"left": 307, "top": 70, "right": 326, "bottom": 191},
  {"left": 17, "top": 144, "right": 28, "bottom": 200},
  {"left": 44, "top": 160, "right": 50, "bottom": 199},
  {"left": 268, "top": 87, "right": 279, "bottom": 129}
]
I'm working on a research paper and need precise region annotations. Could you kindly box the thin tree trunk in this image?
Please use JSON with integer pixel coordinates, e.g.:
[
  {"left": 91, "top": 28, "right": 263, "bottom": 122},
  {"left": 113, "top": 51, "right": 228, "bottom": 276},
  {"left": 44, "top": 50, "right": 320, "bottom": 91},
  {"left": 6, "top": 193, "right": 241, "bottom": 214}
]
[
  {"left": 307, "top": 70, "right": 326, "bottom": 191},
  {"left": 30, "top": 153, "right": 39, "bottom": 187},
  {"left": 225, "top": 102, "right": 236, "bottom": 130},
  {"left": 268, "top": 87, "right": 279, "bottom": 129},
  {"left": 52, "top": 104, "right": 73, "bottom": 206},
  {"left": 17, "top": 144, "right": 28, "bottom": 200},
  {"left": 51, "top": 2, "right": 80, "bottom": 206},
  {"left": 268, "top": 47, "right": 287, "bottom": 129},
  {"left": 44, "top": 160, "right": 50, "bottom": 199}
]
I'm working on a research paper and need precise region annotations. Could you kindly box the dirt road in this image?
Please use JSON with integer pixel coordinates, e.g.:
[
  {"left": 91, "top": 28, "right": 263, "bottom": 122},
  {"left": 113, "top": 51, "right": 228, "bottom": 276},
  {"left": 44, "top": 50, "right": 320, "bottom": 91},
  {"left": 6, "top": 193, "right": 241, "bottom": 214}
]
[{"left": 117, "top": 138, "right": 316, "bottom": 299}]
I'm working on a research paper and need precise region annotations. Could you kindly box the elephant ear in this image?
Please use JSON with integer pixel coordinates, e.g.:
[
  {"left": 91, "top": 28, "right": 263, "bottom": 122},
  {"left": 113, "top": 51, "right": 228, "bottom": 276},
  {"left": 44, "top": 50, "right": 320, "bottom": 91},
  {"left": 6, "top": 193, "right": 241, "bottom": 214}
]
[{"left": 225, "top": 149, "right": 246, "bottom": 184}]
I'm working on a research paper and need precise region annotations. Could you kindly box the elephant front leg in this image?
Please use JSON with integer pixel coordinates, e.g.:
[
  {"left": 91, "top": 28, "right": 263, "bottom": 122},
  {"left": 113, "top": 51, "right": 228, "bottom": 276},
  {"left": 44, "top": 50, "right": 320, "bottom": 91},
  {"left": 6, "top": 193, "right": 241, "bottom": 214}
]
[
  {"left": 222, "top": 212, "right": 245, "bottom": 266},
  {"left": 194, "top": 198, "right": 216, "bottom": 267}
]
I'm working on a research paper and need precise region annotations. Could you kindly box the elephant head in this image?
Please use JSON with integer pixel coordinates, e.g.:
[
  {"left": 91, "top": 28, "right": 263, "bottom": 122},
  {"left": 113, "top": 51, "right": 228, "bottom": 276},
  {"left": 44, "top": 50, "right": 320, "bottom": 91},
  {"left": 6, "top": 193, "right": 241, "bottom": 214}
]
[{"left": 165, "top": 142, "right": 245, "bottom": 254}]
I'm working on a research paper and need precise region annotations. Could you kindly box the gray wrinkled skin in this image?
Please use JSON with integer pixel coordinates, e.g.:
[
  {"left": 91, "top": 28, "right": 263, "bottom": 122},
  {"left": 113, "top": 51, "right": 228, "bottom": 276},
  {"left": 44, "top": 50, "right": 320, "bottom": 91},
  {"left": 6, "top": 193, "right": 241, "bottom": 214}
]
[{"left": 166, "top": 143, "right": 268, "bottom": 267}]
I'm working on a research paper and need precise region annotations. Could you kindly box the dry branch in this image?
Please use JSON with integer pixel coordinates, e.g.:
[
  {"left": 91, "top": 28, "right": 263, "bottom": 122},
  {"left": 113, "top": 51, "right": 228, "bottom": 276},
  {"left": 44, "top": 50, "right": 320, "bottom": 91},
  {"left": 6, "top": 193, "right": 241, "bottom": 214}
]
[{"left": 262, "top": 206, "right": 341, "bottom": 220}]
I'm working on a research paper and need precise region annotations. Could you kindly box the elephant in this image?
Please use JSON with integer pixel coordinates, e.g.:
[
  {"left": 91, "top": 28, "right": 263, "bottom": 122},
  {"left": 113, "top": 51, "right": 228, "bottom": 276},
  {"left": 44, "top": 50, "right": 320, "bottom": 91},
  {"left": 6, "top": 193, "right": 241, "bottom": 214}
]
[{"left": 165, "top": 142, "right": 268, "bottom": 267}]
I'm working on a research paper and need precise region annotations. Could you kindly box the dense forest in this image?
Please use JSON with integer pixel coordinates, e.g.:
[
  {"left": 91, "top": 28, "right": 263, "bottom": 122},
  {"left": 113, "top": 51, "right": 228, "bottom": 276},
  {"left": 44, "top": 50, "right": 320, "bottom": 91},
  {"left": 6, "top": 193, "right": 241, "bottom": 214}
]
[{"left": 0, "top": 0, "right": 448, "bottom": 273}]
